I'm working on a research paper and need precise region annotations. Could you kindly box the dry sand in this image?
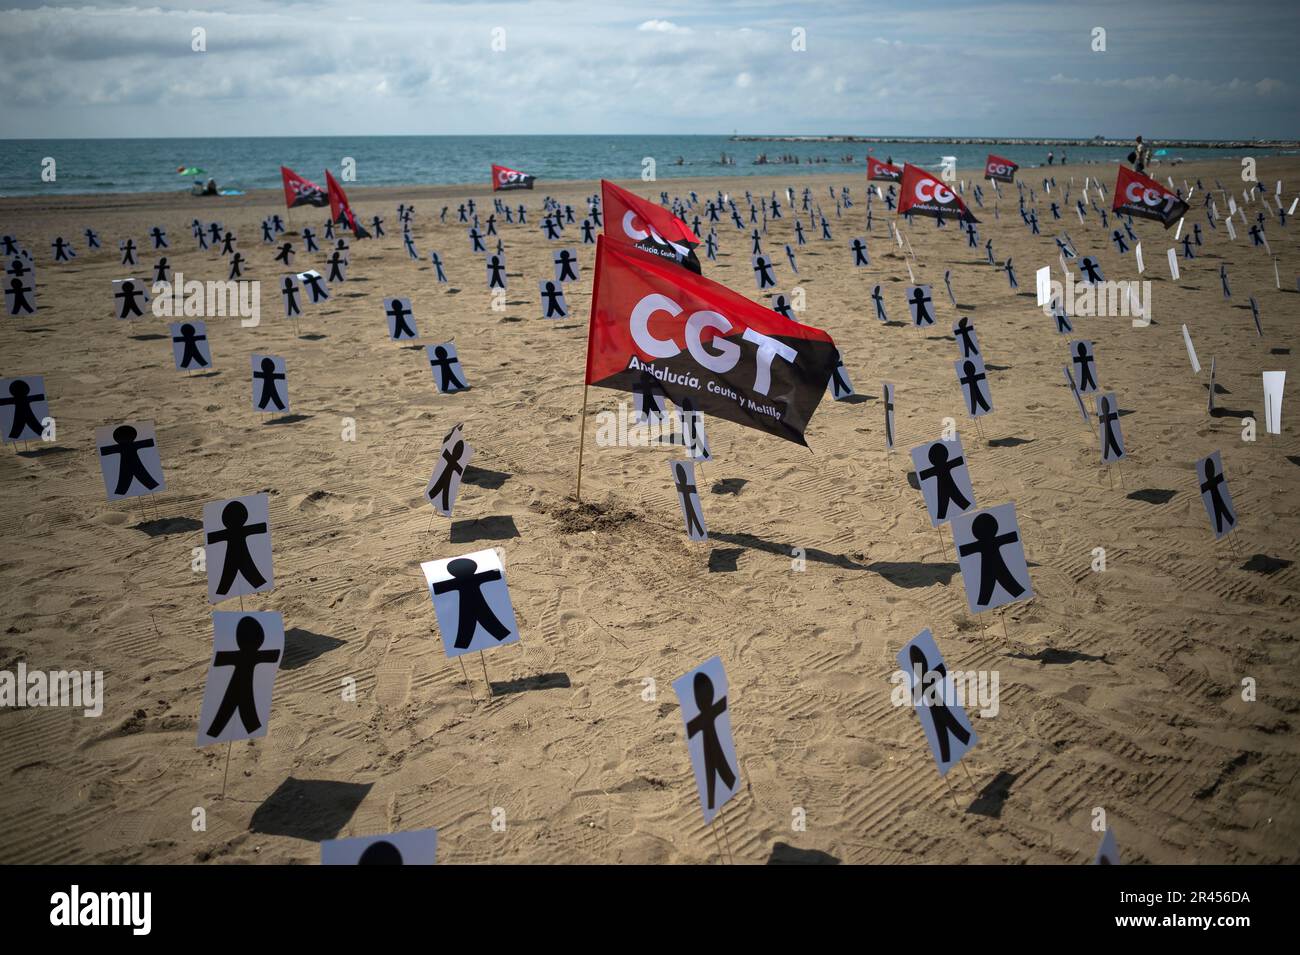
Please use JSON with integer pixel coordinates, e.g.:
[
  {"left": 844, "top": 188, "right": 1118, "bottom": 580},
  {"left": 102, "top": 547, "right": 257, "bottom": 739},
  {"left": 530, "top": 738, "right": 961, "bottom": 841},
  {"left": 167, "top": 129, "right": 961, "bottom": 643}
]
[{"left": 0, "top": 158, "right": 1297, "bottom": 864}]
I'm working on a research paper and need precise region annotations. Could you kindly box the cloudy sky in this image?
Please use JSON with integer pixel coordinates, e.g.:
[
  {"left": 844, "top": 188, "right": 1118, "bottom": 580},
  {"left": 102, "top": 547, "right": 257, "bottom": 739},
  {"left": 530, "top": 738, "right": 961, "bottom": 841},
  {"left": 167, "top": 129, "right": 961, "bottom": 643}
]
[{"left": 1, "top": 0, "right": 1295, "bottom": 139}]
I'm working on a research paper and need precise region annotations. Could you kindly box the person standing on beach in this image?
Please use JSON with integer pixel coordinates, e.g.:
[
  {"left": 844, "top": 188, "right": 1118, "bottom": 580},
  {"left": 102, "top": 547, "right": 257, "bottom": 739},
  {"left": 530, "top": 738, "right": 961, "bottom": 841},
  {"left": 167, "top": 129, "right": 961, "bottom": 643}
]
[
  {"left": 1060, "top": 150, "right": 1066, "bottom": 165},
  {"left": 1132, "top": 136, "right": 1152, "bottom": 173},
  {"left": 1047, "top": 151, "right": 1054, "bottom": 166}
]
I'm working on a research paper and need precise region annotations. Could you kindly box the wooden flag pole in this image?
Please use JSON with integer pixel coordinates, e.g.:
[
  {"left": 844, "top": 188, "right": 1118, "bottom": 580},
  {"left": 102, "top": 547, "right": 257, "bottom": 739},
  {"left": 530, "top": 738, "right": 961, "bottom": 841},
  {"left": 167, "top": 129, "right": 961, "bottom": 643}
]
[
  {"left": 479, "top": 650, "right": 493, "bottom": 698},
  {"left": 458, "top": 657, "right": 477, "bottom": 703},
  {"left": 219, "top": 740, "right": 232, "bottom": 800},
  {"left": 961, "top": 761, "right": 977, "bottom": 792},
  {"left": 575, "top": 382, "right": 590, "bottom": 502}
]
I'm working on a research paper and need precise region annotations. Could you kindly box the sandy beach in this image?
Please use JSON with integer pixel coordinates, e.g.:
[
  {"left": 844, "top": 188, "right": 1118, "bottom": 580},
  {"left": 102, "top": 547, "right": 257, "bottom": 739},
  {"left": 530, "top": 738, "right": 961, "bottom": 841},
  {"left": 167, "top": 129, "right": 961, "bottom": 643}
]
[{"left": 1, "top": 156, "right": 1297, "bottom": 865}]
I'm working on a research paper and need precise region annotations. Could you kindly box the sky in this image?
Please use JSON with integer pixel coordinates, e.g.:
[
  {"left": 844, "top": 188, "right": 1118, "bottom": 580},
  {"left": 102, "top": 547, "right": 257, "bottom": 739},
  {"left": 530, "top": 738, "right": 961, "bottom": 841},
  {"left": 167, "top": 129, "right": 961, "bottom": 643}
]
[{"left": 0, "top": 0, "right": 1295, "bottom": 140}]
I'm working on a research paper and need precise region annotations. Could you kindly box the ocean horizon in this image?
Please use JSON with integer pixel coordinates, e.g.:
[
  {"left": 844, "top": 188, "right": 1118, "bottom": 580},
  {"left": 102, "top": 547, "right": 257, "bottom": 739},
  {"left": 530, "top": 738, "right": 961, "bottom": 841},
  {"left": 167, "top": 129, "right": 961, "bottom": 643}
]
[{"left": 2, "top": 134, "right": 1292, "bottom": 198}]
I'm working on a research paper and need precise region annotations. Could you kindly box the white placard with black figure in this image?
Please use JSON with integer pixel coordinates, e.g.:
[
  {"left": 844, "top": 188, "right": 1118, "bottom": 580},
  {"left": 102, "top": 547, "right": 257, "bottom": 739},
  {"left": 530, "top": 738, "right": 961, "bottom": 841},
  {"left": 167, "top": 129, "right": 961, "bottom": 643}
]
[
  {"left": 427, "top": 342, "right": 468, "bottom": 393},
  {"left": 539, "top": 279, "right": 569, "bottom": 319},
  {"left": 882, "top": 381, "right": 897, "bottom": 450},
  {"left": 895, "top": 628, "right": 978, "bottom": 777},
  {"left": 906, "top": 284, "right": 935, "bottom": 327},
  {"left": 422, "top": 548, "right": 520, "bottom": 659},
  {"left": 426, "top": 430, "right": 474, "bottom": 518},
  {"left": 96, "top": 421, "right": 165, "bottom": 501},
  {"left": 112, "top": 278, "right": 151, "bottom": 320},
  {"left": 910, "top": 436, "right": 977, "bottom": 527},
  {"left": 204, "top": 493, "right": 275, "bottom": 604},
  {"left": 955, "top": 355, "right": 994, "bottom": 418},
  {"left": 669, "top": 459, "right": 708, "bottom": 541},
  {"left": 251, "top": 355, "right": 290, "bottom": 414},
  {"left": 1195, "top": 451, "right": 1238, "bottom": 541},
  {"left": 170, "top": 321, "right": 213, "bottom": 371},
  {"left": 828, "top": 352, "right": 854, "bottom": 400},
  {"left": 196, "top": 610, "right": 284, "bottom": 747},
  {"left": 1096, "top": 393, "right": 1127, "bottom": 464},
  {"left": 297, "top": 270, "right": 330, "bottom": 304},
  {"left": 321, "top": 829, "right": 439, "bottom": 865},
  {"left": 384, "top": 297, "right": 419, "bottom": 341},
  {"left": 950, "top": 502, "right": 1033, "bottom": 614},
  {"left": 0, "top": 375, "right": 50, "bottom": 444},
  {"left": 1069, "top": 340, "right": 1099, "bottom": 395},
  {"left": 672, "top": 656, "right": 740, "bottom": 824},
  {"left": 553, "top": 248, "right": 580, "bottom": 284}
]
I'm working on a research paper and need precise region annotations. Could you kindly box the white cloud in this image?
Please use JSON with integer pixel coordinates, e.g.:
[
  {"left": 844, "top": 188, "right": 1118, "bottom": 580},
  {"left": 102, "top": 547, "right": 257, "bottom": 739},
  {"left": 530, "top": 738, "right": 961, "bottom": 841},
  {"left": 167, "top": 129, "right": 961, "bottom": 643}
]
[{"left": 637, "top": 19, "right": 690, "bottom": 34}]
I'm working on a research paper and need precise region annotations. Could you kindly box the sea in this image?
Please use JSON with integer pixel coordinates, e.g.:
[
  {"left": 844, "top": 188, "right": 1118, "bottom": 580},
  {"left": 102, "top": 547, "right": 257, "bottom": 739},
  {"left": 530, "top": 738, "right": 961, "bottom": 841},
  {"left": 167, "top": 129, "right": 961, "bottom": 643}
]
[{"left": 0, "top": 135, "right": 1289, "bottom": 198}]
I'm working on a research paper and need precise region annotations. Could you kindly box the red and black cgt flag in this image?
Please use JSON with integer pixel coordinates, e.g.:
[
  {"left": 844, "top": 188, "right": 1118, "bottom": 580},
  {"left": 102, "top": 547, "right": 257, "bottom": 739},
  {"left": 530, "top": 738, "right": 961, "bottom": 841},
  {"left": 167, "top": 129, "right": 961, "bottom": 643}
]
[
  {"left": 1112, "top": 165, "right": 1189, "bottom": 228},
  {"left": 325, "top": 169, "right": 370, "bottom": 237},
  {"left": 867, "top": 156, "right": 902, "bottom": 182},
  {"left": 586, "top": 237, "right": 838, "bottom": 445},
  {"left": 601, "top": 179, "right": 701, "bottom": 274},
  {"left": 280, "top": 166, "right": 328, "bottom": 208},
  {"left": 984, "top": 154, "right": 1018, "bottom": 184},
  {"left": 898, "top": 163, "right": 979, "bottom": 223},
  {"left": 492, "top": 164, "right": 535, "bottom": 191}
]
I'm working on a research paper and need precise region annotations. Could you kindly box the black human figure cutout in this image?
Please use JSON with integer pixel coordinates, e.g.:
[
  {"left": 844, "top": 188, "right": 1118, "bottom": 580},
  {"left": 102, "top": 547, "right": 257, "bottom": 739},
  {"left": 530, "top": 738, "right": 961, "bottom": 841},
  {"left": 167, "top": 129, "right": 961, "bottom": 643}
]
[
  {"left": 468, "top": 227, "right": 485, "bottom": 253},
  {"left": 673, "top": 462, "right": 706, "bottom": 537},
  {"left": 173, "top": 323, "right": 209, "bottom": 369},
  {"left": 772, "top": 294, "right": 794, "bottom": 321},
  {"left": 196, "top": 231, "right": 209, "bottom": 252},
  {"left": 485, "top": 214, "right": 497, "bottom": 237},
  {"left": 208, "top": 500, "right": 268, "bottom": 595},
  {"left": 153, "top": 257, "right": 171, "bottom": 284},
  {"left": 919, "top": 442, "right": 971, "bottom": 520},
  {"left": 517, "top": 204, "right": 527, "bottom": 224},
  {"left": 432, "top": 557, "right": 511, "bottom": 649},
  {"left": 302, "top": 272, "right": 328, "bottom": 303},
  {"left": 883, "top": 384, "right": 895, "bottom": 448},
  {"left": 228, "top": 252, "right": 245, "bottom": 281},
  {"left": 386, "top": 299, "right": 416, "bottom": 339},
  {"left": 100, "top": 425, "right": 160, "bottom": 495},
  {"left": 85, "top": 228, "right": 101, "bottom": 249},
  {"left": 543, "top": 217, "right": 560, "bottom": 240},
  {"left": 1248, "top": 224, "right": 1264, "bottom": 247},
  {"left": 1219, "top": 265, "right": 1231, "bottom": 299},
  {"left": 7, "top": 256, "right": 31, "bottom": 279},
  {"left": 274, "top": 242, "right": 294, "bottom": 266},
  {"left": 1050, "top": 202, "right": 1061, "bottom": 220},
  {"left": 6, "top": 277, "right": 35, "bottom": 315},
  {"left": 750, "top": 229, "right": 762, "bottom": 255},
  {"left": 206, "top": 616, "right": 281, "bottom": 738},
  {"left": 985, "top": 238, "right": 995, "bottom": 266},
  {"left": 327, "top": 251, "right": 346, "bottom": 283},
  {"left": 1098, "top": 396, "right": 1124, "bottom": 461},
  {"left": 794, "top": 221, "right": 806, "bottom": 246},
  {"left": 486, "top": 255, "right": 506, "bottom": 289},
  {"left": 115, "top": 280, "right": 147, "bottom": 319},
  {"left": 1028, "top": 211, "right": 1040, "bottom": 235},
  {"left": 909, "top": 286, "right": 933, "bottom": 326},
  {"left": 1079, "top": 256, "right": 1103, "bottom": 284},
  {"left": 685, "top": 672, "right": 736, "bottom": 810},
  {"left": 1181, "top": 234, "right": 1195, "bottom": 260},
  {"left": 430, "top": 252, "right": 448, "bottom": 283},
  {"left": 829, "top": 356, "right": 852, "bottom": 398},
  {"left": 1, "top": 379, "right": 45, "bottom": 439},
  {"left": 871, "top": 284, "right": 887, "bottom": 322},
  {"left": 581, "top": 219, "right": 595, "bottom": 244},
  {"left": 272, "top": 214, "right": 285, "bottom": 233},
  {"left": 149, "top": 226, "right": 168, "bottom": 250},
  {"left": 850, "top": 237, "right": 869, "bottom": 266},
  {"left": 1200, "top": 458, "right": 1236, "bottom": 534},
  {"left": 753, "top": 255, "right": 775, "bottom": 289},
  {"left": 1051, "top": 298, "right": 1072, "bottom": 334},
  {"left": 820, "top": 218, "right": 832, "bottom": 240},
  {"left": 957, "top": 512, "right": 1026, "bottom": 606},
  {"left": 219, "top": 232, "right": 236, "bottom": 256},
  {"left": 208, "top": 222, "right": 223, "bottom": 244},
  {"left": 1004, "top": 257, "right": 1018, "bottom": 289},
  {"left": 1072, "top": 342, "right": 1097, "bottom": 393},
  {"left": 555, "top": 249, "right": 579, "bottom": 282},
  {"left": 1111, "top": 229, "right": 1128, "bottom": 254},
  {"left": 282, "top": 278, "right": 302, "bottom": 317},
  {"left": 541, "top": 281, "right": 566, "bottom": 318},
  {"left": 358, "top": 841, "right": 403, "bottom": 865},
  {"left": 302, "top": 228, "right": 319, "bottom": 253},
  {"left": 52, "top": 237, "right": 74, "bottom": 262},
  {"left": 404, "top": 233, "right": 418, "bottom": 260},
  {"left": 428, "top": 439, "right": 468, "bottom": 513},
  {"left": 254, "top": 358, "right": 286, "bottom": 411},
  {"left": 121, "top": 239, "right": 138, "bottom": 266},
  {"left": 371, "top": 216, "right": 385, "bottom": 238},
  {"left": 959, "top": 360, "right": 991, "bottom": 414},
  {"left": 457, "top": 204, "right": 468, "bottom": 223},
  {"left": 430, "top": 346, "right": 465, "bottom": 392},
  {"left": 261, "top": 220, "right": 274, "bottom": 244},
  {"left": 908, "top": 644, "right": 972, "bottom": 764},
  {"left": 954, "top": 317, "right": 979, "bottom": 358}
]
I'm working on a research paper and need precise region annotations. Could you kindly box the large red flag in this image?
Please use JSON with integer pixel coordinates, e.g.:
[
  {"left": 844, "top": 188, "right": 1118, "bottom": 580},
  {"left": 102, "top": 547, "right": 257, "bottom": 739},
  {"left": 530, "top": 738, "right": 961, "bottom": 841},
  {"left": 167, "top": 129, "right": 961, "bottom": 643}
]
[
  {"left": 492, "top": 164, "right": 535, "bottom": 191},
  {"left": 867, "top": 156, "right": 902, "bottom": 182},
  {"left": 601, "top": 179, "right": 701, "bottom": 274},
  {"left": 325, "top": 169, "right": 370, "bottom": 237},
  {"left": 1112, "top": 165, "right": 1188, "bottom": 228},
  {"left": 586, "top": 237, "right": 837, "bottom": 445},
  {"left": 984, "top": 154, "right": 1019, "bottom": 184},
  {"left": 280, "top": 166, "right": 328, "bottom": 208},
  {"left": 898, "top": 163, "right": 978, "bottom": 223}
]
